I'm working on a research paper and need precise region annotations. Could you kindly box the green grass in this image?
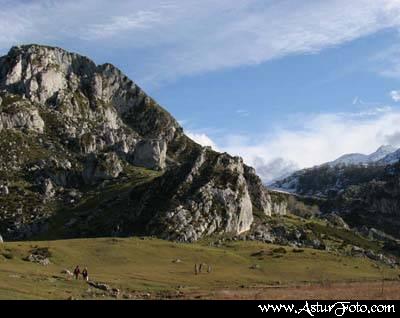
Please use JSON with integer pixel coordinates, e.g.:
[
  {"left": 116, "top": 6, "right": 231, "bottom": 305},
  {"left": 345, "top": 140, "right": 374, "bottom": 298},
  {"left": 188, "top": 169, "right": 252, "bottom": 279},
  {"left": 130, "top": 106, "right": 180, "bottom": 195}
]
[
  {"left": 306, "top": 223, "right": 381, "bottom": 251},
  {"left": 36, "top": 166, "right": 162, "bottom": 240},
  {"left": 0, "top": 237, "right": 398, "bottom": 300}
]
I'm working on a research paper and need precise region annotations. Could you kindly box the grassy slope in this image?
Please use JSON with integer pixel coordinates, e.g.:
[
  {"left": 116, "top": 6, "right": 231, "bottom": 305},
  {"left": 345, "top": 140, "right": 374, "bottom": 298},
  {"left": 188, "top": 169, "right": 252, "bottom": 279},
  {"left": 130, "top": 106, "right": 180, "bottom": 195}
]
[
  {"left": 0, "top": 237, "right": 399, "bottom": 300},
  {"left": 35, "top": 166, "right": 162, "bottom": 240}
]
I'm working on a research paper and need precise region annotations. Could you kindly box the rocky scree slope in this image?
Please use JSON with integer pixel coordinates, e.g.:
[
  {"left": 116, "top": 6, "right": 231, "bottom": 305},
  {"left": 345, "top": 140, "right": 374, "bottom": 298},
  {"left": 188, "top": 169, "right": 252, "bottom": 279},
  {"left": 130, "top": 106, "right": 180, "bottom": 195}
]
[{"left": 0, "top": 44, "right": 286, "bottom": 242}]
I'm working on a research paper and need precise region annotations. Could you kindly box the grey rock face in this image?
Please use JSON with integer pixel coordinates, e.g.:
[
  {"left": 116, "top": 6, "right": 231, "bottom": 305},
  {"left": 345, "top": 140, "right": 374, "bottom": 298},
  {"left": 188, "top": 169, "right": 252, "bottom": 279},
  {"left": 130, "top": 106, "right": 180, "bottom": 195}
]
[
  {"left": 0, "top": 45, "right": 179, "bottom": 171},
  {"left": 0, "top": 98, "right": 44, "bottom": 133},
  {"left": 126, "top": 148, "right": 285, "bottom": 242},
  {"left": 82, "top": 152, "right": 123, "bottom": 184},
  {"left": 132, "top": 139, "right": 167, "bottom": 170},
  {"left": 134, "top": 151, "right": 257, "bottom": 241},
  {"left": 0, "top": 234, "right": 3, "bottom": 243}
]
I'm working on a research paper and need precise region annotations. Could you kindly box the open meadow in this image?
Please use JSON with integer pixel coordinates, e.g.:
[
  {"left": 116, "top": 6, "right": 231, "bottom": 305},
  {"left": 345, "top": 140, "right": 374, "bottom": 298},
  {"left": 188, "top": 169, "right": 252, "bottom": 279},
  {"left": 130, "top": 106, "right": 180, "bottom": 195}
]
[{"left": 1, "top": 237, "right": 399, "bottom": 300}]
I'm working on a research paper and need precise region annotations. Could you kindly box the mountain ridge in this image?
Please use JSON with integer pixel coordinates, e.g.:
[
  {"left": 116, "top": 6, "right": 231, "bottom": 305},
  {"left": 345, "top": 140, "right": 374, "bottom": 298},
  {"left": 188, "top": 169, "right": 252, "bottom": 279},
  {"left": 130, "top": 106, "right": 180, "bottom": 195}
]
[
  {"left": 0, "top": 44, "right": 287, "bottom": 242},
  {"left": 328, "top": 145, "right": 397, "bottom": 167},
  {"left": 270, "top": 144, "right": 400, "bottom": 193}
]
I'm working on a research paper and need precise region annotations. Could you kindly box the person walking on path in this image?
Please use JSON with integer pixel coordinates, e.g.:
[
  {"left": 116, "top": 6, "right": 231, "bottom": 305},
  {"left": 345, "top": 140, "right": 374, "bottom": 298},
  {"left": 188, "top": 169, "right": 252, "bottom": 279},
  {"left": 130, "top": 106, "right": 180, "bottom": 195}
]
[
  {"left": 82, "top": 267, "right": 89, "bottom": 281},
  {"left": 73, "top": 265, "right": 80, "bottom": 280}
]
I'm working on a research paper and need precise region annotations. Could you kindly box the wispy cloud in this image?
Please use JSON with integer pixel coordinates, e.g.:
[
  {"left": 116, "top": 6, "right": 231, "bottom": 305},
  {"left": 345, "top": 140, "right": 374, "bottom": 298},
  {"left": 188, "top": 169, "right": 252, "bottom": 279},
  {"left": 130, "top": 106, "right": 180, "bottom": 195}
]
[
  {"left": 1, "top": 0, "right": 400, "bottom": 83},
  {"left": 190, "top": 106, "right": 400, "bottom": 182},
  {"left": 83, "top": 11, "right": 164, "bottom": 40},
  {"left": 390, "top": 90, "right": 400, "bottom": 102},
  {"left": 235, "top": 109, "right": 250, "bottom": 117}
]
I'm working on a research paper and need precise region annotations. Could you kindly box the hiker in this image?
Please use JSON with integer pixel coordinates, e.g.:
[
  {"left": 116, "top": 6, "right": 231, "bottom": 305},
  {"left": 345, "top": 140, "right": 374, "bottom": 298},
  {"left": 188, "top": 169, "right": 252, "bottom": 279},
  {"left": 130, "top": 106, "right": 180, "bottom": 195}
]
[
  {"left": 73, "top": 265, "right": 80, "bottom": 280},
  {"left": 82, "top": 267, "right": 89, "bottom": 281}
]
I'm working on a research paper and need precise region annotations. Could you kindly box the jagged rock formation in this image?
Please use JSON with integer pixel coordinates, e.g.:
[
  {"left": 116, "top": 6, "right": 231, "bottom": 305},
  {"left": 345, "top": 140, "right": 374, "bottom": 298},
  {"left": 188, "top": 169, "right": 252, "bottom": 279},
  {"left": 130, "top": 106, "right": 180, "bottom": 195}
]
[{"left": 0, "top": 44, "right": 286, "bottom": 241}]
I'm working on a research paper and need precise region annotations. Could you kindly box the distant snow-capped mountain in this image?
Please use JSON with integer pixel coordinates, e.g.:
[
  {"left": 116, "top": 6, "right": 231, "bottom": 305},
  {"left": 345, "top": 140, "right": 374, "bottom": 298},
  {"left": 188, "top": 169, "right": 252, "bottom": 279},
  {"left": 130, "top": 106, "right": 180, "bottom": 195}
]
[
  {"left": 377, "top": 148, "right": 400, "bottom": 165},
  {"left": 269, "top": 145, "right": 399, "bottom": 195},
  {"left": 328, "top": 145, "right": 397, "bottom": 167}
]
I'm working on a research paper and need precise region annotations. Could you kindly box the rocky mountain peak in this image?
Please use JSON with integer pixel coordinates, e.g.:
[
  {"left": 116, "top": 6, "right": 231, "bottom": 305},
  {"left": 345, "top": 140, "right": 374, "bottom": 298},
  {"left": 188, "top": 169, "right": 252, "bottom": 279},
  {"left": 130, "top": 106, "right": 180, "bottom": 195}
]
[
  {"left": 375, "top": 145, "right": 396, "bottom": 153},
  {"left": 325, "top": 145, "right": 398, "bottom": 167},
  {"left": 0, "top": 44, "right": 180, "bottom": 138},
  {"left": 0, "top": 44, "right": 286, "bottom": 242},
  {"left": 368, "top": 145, "right": 396, "bottom": 161}
]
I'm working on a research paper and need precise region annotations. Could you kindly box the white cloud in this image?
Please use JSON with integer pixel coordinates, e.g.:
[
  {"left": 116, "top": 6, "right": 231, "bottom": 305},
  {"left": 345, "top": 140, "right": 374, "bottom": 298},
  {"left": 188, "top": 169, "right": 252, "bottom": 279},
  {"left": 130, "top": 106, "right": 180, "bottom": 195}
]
[
  {"left": 1, "top": 0, "right": 400, "bottom": 83},
  {"left": 186, "top": 131, "right": 219, "bottom": 151},
  {"left": 390, "top": 90, "right": 400, "bottom": 102},
  {"left": 252, "top": 157, "right": 299, "bottom": 184},
  {"left": 211, "top": 106, "right": 400, "bottom": 182}
]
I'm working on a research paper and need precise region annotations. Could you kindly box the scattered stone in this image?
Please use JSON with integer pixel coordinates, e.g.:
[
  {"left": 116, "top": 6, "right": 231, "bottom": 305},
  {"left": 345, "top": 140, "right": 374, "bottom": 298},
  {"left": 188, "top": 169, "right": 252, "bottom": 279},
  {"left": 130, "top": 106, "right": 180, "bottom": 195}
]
[
  {"left": 87, "top": 281, "right": 110, "bottom": 291},
  {"left": 142, "top": 292, "right": 151, "bottom": 298},
  {"left": 0, "top": 185, "right": 9, "bottom": 196},
  {"left": 111, "top": 288, "right": 120, "bottom": 297},
  {"left": 351, "top": 246, "right": 365, "bottom": 257},
  {"left": 325, "top": 213, "right": 350, "bottom": 229},
  {"left": 172, "top": 258, "right": 182, "bottom": 263},
  {"left": 272, "top": 247, "right": 287, "bottom": 254},
  {"left": 24, "top": 253, "right": 51, "bottom": 266},
  {"left": 61, "top": 269, "right": 73, "bottom": 276},
  {"left": 251, "top": 249, "right": 273, "bottom": 257},
  {"left": 310, "top": 239, "right": 326, "bottom": 250},
  {"left": 249, "top": 264, "right": 261, "bottom": 270},
  {"left": 41, "top": 178, "right": 55, "bottom": 198}
]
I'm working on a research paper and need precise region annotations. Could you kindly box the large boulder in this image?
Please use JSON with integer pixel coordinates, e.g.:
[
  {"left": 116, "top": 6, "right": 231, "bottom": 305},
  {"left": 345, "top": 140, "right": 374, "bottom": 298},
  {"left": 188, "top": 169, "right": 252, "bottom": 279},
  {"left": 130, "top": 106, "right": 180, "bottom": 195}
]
[
  {"left": 132, "top": 139, "right": 167, "bottom": 170},
  {"left": 82, "top": 152, "right": 123, "bottom": 184}
]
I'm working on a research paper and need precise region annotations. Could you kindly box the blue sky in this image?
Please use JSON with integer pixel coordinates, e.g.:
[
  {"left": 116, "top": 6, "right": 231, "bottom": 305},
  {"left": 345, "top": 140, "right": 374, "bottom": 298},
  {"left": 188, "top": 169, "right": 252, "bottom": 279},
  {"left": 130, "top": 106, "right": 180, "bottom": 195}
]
[{"left": 2, "top": 0, "right": 400, "bottom": 181}]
